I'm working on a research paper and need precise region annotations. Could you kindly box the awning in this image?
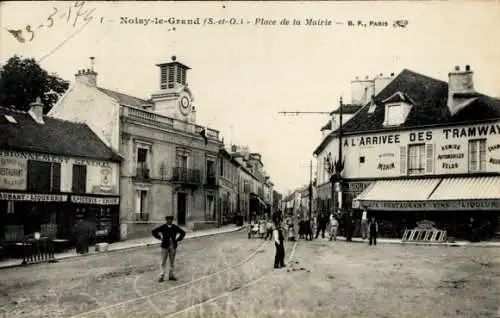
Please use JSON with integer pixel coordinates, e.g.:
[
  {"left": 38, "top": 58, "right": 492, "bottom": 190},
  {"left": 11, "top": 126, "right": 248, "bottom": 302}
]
[
  {"left": 429, "top": 177, "right": 500, "bottom": 200},
  {"left": 353, "top": 179, "right": 441, "bottom": 211}
]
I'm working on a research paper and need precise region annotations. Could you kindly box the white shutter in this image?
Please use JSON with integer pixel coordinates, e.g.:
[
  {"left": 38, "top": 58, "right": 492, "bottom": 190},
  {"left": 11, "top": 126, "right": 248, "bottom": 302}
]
[
  {"left": 399, "top": 146, "right": 407, "bottom": 175},
  {"left": 426, "top": 143, "right": 435, "bottom": 174}
]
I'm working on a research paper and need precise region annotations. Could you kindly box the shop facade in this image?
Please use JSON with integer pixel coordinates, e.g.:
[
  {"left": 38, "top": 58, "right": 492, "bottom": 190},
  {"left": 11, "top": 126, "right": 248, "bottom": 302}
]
[
  {"left": 314, "top": 66, "right": 500, "bottom": 240},
  {"left": 0, "top": 150, "right": 121, "bottom": 246}
]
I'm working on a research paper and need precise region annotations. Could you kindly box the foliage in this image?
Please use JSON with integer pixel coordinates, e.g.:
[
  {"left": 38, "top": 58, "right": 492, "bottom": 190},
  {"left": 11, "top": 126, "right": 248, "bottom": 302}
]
[{"left": 0, "top": 55, "right": 69, "bottom": 113}]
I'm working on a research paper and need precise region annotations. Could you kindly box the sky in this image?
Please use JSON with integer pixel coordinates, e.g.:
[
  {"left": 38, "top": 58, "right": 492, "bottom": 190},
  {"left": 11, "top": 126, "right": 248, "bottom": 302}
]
[{"left": 1, "top": 1, "right": 499, "bottom": 195}]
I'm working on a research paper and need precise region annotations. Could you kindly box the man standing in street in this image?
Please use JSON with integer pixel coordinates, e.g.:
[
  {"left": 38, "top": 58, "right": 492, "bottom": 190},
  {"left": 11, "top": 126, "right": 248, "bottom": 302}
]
[
  {"left": 273, "top": 221, "right": 286, "bottom": 268},
  {"left": 361, "top": 208, "right": 368, "bottom": 240},
  {"left": 329, "top": 213, "right": 339, "bottom": 241},
  {"left": 368, "top": 216, "right": 379, "bottom": 246},
  {"left": 315, "top": 212, "right": 328, "bottom": 239},
  {"left": 152, "top": 215, "right": 186, "bottom": 282}
]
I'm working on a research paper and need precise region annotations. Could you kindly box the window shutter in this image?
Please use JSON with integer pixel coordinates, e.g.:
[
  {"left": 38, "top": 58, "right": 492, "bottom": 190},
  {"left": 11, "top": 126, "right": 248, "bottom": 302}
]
[
  {"left": 72, "top": 165, "right": 79, "bottom": 193},
  {"left": 52, "top": 163, "right": 61, "bottom": 192},
  {"left": 399, "top": 146, "right": 407, "bottom": 175},
  {"left": 80, "top": 166, "right": 87, "bottom": 193},
  {"left": 426, "top": 143, "right": 435, "bottom": 174}
]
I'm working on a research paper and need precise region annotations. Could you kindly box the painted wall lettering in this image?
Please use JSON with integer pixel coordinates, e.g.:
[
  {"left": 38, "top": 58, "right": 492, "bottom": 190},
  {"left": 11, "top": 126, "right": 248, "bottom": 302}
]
[
  {"left": 443, "top": 124, "right": 500, "bottom": 139},
  {"left": 437, "top": 143, "right": 464, "bottom": 170},
  {"left": 489, "top": 143, "right": 500, "bottom": 165},
  {"left": 409, "top": 131, "right": 433, "bottom": 142},
  {"left": 377, "top": 152, "right": 396, "bottom": 171},
  {"left": 344, "top": 134, "right": 401, "bottom": 147}
]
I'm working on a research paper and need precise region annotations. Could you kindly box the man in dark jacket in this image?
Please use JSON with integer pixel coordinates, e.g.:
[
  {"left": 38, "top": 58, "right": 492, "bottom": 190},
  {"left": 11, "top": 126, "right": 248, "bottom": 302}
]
[
  {"left": 315, "top": 212, "right": 328, "bottom": 239},
  {"left": 152, "top": 215, "right": 186, "bottom": 282},
  {"left": 273, "top": 222, "right": 286, "bottom": 268}
]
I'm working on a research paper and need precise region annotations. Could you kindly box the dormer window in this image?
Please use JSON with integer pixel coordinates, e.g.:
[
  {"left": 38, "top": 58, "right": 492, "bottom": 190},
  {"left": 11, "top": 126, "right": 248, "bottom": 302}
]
[{"left": 382, "top": 92, "right": 415, "bottom": 127}]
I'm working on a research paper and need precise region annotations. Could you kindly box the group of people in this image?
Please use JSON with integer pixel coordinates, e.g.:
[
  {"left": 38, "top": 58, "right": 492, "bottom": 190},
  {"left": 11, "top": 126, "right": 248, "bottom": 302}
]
[{"left": 150, "top": 209, "right": 380, "bottom": 282}]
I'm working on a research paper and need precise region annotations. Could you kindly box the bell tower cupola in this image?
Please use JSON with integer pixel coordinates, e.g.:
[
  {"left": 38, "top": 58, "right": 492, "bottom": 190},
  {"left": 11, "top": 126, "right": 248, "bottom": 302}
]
[{"left": 151, "top": 56, "right": 195, "bottom": 123}]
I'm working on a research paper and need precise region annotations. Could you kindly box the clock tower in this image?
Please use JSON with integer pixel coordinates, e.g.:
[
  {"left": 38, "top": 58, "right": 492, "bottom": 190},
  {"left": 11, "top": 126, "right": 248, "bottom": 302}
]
[{"left": 151, "top": 56, "right": 196, "bottom": 123}]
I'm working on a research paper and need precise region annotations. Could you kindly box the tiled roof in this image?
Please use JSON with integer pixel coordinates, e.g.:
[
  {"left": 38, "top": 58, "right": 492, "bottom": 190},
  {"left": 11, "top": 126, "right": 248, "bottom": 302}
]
[
  {"left": 329, "top": 104, "right": 363, "bottom": 115},
  {"left": 96, "top": 87, "right": 151, "bottom": 107},
  {"left": 0, "top": 107, "right": 121, "bottom": 161},
  {"left": 313, "top": 69, "right": 500, "bottom": 155}
]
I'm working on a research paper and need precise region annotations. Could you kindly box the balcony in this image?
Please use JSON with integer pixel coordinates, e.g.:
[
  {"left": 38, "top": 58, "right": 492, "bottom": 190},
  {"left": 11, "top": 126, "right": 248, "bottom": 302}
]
[
  {"left": 205, "top": 175, "right": 217, "bottom": 188},
  {"left": 171, "top": 167, "right": 201, "bottom": 185},
  {"left": 135, "top": 168, "right": 150, "bottom": 180},
  {"left": 121, "top": 105, "right": 220, "bottom": 141}
]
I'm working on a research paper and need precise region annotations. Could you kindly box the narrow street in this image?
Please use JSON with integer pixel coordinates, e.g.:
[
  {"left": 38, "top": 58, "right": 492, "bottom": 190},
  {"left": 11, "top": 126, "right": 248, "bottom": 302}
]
[{"left": 1, "top": 231, "right": 499, "bottom": 317}]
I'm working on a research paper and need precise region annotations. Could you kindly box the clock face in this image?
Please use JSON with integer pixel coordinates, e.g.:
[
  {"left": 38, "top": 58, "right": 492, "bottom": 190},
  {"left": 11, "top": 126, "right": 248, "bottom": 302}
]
[{"left": 179, "top": 96, "right": 191, "bottom": 115}]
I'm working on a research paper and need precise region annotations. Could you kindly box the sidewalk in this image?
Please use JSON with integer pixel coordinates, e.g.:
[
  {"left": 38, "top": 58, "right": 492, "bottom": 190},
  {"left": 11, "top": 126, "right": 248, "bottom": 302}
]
[
  {"left": 333, "top": 236, "right": 500, "bottom": 247},
  {"left": 0, "top": 224, "right": 245, "bottom": 270}
]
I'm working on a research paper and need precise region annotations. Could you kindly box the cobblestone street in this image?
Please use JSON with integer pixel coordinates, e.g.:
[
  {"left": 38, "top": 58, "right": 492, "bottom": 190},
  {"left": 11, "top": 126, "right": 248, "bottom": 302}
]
[{"left": 1, "top": 232, "right": 499, "bottom": 318}]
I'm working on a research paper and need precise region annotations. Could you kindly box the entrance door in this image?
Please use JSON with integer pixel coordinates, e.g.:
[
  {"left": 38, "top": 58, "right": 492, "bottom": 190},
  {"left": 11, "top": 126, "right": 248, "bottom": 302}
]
[{"left": 177, "top": 193, "right": 187, "bottom": 225}]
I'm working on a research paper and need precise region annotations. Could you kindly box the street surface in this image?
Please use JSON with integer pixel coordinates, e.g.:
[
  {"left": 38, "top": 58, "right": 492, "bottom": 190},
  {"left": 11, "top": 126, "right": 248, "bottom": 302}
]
[{"left": 0, "top": 231, "right": 499, "bottom": 318}]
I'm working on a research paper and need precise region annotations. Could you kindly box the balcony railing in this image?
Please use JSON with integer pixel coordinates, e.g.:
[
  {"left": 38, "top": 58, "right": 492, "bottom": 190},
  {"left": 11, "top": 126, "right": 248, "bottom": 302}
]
[
  {"left": 135, "top": 168, "right": 150, "bottom": 180},
  {"left": 121, "top": 105, "right": 220, "bottom": 140},
  {"left": 206, "top": 175, "right": 217, "bottom": 187},
  {"left": 171, "top": 167, "right": 201, "bottom": 184}
]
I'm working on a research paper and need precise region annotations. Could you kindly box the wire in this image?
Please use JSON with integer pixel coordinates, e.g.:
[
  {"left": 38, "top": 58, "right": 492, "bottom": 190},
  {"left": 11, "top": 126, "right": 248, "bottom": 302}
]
[{"left": 38, "top": 19, "right": 92, "bottom": 63}]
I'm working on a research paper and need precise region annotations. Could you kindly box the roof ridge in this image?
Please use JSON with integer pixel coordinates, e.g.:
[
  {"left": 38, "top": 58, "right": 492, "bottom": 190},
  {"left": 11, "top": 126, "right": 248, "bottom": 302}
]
[
  {"left": 97, "top": 86, "right": 150, "bottom": 103},
  {"left": 399, "top": 68, "right": 448, "bottom": 85}
]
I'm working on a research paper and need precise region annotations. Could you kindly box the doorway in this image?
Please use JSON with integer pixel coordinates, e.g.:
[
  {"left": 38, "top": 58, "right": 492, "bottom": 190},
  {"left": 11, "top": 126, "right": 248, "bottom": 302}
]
[{"left": 177, "top": 193, "right": 187, "bottom": 225}]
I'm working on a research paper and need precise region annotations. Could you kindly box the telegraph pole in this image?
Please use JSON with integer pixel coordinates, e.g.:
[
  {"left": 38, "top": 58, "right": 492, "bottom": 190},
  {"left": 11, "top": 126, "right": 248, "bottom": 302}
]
[{"left": 309, "top": 160, "right": 313, "bottom": 220}]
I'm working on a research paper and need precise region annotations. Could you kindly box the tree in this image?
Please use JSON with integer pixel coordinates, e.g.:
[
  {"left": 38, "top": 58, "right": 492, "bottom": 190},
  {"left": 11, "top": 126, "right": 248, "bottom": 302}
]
[{"left": 0, "top": 55, "right": 69, "bottom": 114}]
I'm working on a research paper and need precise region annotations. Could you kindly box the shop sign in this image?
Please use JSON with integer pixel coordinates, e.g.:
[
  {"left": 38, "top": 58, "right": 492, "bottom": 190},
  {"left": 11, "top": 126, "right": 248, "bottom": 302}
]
[
  {"left": 0, "top": 150, "right": 111, "bottom": 166},
  {"left": 0, "top": 154, "right": 27, "bottom": 190},
  {"left": 443, "top": 124, "right": 500, "bottom": 140},
  {"left": 489, "top": 143, "right": 500, "bottom": 165},
  {"left": 0, "top": 192, "right": 68, "bottom": 202},
  {"left": 437, "top": 144, "right": 464, "bottom": 170},
  {"left": 347, "top": 182, "right": 371, "bottom": 194},
  {"left": 71, "top": 195, "right": 119, "bottom": 205},
  {"left": 361, "top": 199, "right": 500, "bottom": 211}
]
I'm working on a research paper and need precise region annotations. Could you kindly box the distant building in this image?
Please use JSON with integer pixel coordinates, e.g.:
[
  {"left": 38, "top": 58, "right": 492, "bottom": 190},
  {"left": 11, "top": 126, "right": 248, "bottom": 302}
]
[
  {"left": 49, "top": 56, "right": 223, "bottom": 239},
  {"left": 314, "top": 65, "right": 500, "bottom": 239},
  {"left": 0, "top": 100, "right": 121, "bottom": 246},
  {"left": 218, "top": 148, "right": 238, "bottom": 225}
]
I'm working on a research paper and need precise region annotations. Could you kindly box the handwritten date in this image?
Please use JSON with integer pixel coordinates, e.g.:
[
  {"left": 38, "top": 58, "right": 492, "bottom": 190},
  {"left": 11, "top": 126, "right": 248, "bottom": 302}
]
[{"left": 6, "top": 1, "right": 98, "bottom": 43}]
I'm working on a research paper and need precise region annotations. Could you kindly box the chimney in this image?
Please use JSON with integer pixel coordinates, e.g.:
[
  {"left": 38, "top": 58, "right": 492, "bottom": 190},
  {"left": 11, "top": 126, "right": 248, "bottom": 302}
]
[
  {"left": 351, "top": 76, "right": 374, "bottom": 105},
  {"left": 374, "top": 72, "right": 394, "bottom": 96},
  {"left": 447, "top": 65, "right": 477, "bottom": 115},
  {"left": 74, "top": 57, "right": 98, "bottom": 86},
  {"left": 28, "top": 97, "right": 44, "bottom": 124}
]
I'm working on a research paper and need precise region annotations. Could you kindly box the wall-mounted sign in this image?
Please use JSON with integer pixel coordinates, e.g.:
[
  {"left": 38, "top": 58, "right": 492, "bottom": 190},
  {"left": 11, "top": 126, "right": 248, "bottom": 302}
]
[
  {"left": 377, "top": 152, "right": 396, "bottom": 171},
  {"left": 488, "top": 144, "right": 500, "bottom": 165},
  {"left": 347, "top": 182, "right": 371, "bottom": 195},
  {"left": 1, "top": 150, "right": 111, "bottom": 167},
  {"left": 71, "top": 195, "right": 119, "bottom": 205},
  {"left": 361, "top": 199, "right": 500, "bottom": 211},
  {"left": 0, "top": 192, "right": 68, "bottom": 202},
  {"left": 443, "top": 124, "right": 500, "bottom": 140},
  {"left": 0, "top": 154, "right": 27, "bottom": 190},
  {"left": 437, "top": 144, "right": 464, "bottom": 169}
]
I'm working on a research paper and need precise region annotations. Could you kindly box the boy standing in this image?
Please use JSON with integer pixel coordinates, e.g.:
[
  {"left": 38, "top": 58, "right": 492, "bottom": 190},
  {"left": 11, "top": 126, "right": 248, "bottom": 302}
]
[
  {"left": 368, "top": 216, "right": 379, "bottom": 246},
  {"left": 152, "top": 215, "right": 186, "bottom": 282}
]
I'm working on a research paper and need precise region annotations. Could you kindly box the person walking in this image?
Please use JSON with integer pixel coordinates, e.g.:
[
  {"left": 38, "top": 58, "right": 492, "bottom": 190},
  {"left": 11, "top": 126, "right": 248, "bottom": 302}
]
[
  {"left": 315, "top": 212, "right": 328, "bottom": 239},
  {"left": 368, "top": 216, "right": 379, "bottom": 246},
  {"left": 361, "top": 208, "right": 368, "bottom": 240},
  {"left": 152, "top": 215, "right": 186, "bottom": 282},
  {"left": 329, "top": 213, "right": 339, "bottom": 241},
  {"left": 273, "top": 222, "right": 286, "bottom": 268}
]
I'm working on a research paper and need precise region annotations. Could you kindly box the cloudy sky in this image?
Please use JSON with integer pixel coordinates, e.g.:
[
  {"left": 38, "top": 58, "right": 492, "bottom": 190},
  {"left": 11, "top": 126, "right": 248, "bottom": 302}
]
[{"left": 1, "top": 1, "right": 499, "bottom": 194}]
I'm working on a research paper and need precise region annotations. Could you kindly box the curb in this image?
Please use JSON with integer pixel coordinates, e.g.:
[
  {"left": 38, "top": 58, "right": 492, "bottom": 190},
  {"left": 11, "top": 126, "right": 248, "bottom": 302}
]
[
  {"left": 334, "top": 236, "right": 500, "bottom": 248},
  {"left": 0, "top": 226, "right": 245, "bottom": 270}
]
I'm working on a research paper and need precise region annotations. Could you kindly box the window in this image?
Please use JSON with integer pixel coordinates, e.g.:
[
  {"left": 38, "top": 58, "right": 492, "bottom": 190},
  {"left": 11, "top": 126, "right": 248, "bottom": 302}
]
[
  {"left": 206, "top": 159, "right": 215, "bottom": 180},
  {"left": 27, "top": 160, "right": 61, "bottom": 192},
  {"left": 137, "top": 148, "right": 148, "bottom": 169},
  {"left": 407, "top": 144, "right": 425, "bottom": 175},
  {"left": 385, "top": 104, "right": 402, "bottom": 126},
  {"left": 468, "top": 139, "right": 486, "bottom": 172},
  {"left": 135, "top": 190, "right": 148, "bottom": 221},
  {"left": 359, "top": 156, "right": 365, "bottom": 163},
  {"left": 72, "top": 164, "right": 87, "bottom": 193}
]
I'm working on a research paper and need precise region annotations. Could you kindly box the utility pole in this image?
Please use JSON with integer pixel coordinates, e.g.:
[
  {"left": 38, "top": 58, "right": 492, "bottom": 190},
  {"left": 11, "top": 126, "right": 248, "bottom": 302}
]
[
  {"left": 331, "top": 96, "right": 344, "bottom": 216},
  {"left": 309, "top": 159, "right": 313, "bottom": 220}
]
